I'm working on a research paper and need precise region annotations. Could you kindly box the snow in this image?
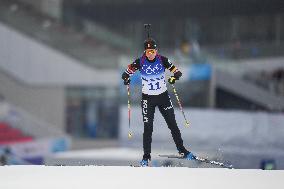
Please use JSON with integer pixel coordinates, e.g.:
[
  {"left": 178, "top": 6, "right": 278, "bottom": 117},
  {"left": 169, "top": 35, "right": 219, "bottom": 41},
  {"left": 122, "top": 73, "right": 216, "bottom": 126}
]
[
  {"left": 0, "top": 166, "right": 283, "bottom": 189},
  {"left": 44, "top": 148, "right": 211, "bottom": 167},
  {"left": 50, "top": 147, "right": 142, "bottom": 160}
]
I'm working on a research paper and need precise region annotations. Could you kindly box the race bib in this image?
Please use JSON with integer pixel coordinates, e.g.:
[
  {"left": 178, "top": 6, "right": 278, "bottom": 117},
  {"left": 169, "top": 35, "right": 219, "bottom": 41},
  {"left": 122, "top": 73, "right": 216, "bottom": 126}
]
[{"left": 140, "top": 57, "right": 167, "bottom": 95}]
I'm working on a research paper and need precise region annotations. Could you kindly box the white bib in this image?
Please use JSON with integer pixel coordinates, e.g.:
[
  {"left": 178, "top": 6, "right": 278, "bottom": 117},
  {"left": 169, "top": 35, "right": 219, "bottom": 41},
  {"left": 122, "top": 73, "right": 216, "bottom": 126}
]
[{"left": 140, "top": 56, "right": 167, "bottom": 95}]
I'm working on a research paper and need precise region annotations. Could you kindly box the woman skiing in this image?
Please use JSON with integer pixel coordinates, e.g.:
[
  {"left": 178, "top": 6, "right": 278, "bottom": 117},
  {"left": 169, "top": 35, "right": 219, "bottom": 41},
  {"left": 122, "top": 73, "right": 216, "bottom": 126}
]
[{"left": 121, "top": 38, "right": 195, "bottom": 166}]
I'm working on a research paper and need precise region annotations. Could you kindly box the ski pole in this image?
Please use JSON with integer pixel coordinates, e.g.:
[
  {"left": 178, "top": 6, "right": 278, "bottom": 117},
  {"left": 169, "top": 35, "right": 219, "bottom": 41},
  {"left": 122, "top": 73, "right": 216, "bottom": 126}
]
[
  {"left": 127, "top": 85, "right": 133, "bottom": 139},
  {"left": 171, "top": 84, "right": 190, "bottom": 127}
]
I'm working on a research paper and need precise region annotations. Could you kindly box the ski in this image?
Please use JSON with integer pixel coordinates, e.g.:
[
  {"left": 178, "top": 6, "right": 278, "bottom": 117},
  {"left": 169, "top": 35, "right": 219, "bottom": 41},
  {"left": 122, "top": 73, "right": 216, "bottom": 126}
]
[
  {"left": 158, "top": 154, "right": 233, "bottom": 169},
  {"left": 130, "top": 164, "right": 141, "bottom": 167},
  {"left": 130, "top": 164, "right": 151, "bottom": 167}
]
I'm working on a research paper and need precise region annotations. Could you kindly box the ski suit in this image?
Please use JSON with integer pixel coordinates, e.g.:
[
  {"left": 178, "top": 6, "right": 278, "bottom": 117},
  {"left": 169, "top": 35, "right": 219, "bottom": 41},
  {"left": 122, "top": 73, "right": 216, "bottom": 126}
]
[{"left": 122, "top": 54, "right": 188, "bottom": 160}]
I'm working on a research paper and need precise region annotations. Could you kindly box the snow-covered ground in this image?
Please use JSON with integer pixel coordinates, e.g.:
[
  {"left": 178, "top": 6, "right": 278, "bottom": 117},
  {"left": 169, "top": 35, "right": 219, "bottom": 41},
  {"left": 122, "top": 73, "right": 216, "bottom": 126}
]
[
  {"left": 0, "top": 166, "right": 283, "bottom": 189},
  {"left": 44, "top": 147, "right": 215, "bottom": 167}
]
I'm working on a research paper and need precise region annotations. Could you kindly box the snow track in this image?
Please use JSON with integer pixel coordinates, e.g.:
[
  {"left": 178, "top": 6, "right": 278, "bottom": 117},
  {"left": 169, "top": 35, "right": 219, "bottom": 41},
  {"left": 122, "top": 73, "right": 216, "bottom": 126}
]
[{"left": 0, "top": 166, "right": 283, "bottom": 189}]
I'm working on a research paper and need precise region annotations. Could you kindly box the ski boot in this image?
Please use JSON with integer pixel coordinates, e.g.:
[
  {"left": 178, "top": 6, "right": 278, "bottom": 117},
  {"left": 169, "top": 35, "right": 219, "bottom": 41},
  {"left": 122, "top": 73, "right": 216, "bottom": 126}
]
[
  {"left": 180, "top": 151, "right": 196, "bottom": 160},
  {"left": 140, "top": 159, "right": 150, "bottom": 167}
]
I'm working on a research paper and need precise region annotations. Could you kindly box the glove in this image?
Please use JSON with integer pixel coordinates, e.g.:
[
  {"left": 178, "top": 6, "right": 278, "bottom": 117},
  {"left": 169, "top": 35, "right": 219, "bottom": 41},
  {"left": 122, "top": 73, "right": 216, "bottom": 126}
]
[
  {"left": 174, "top": 70, "right": 182, "bottom": 79},
  {"left": 168, "top": 76, "right": 177, "bottom": 84},
  {"left": 123, "top": 78, "right": 131, "bottom": 85},
  {"left": 122, "top": 72, "right": 131, "bottom": 85},
  {"left": 168, "top": 71, "right": 182, "bottom": 84}
]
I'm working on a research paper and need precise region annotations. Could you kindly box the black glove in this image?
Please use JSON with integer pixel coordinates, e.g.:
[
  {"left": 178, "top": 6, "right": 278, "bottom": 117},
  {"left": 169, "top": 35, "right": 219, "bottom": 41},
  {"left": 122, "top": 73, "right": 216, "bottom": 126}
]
[
  {"left": 174, "top": 70, "right": 182, "bottom": 79},
  {"left": 168, "top": 71, "right": 182, "bottom": 84},
  {"left": 123, "top": 78, "right": 131, "bottom": 85},
  {"left": 122, "top": 72, "right": 131, "bottom": 85},
  {"left": 168, "top": 76, "right": 176, "bottom": 84}
]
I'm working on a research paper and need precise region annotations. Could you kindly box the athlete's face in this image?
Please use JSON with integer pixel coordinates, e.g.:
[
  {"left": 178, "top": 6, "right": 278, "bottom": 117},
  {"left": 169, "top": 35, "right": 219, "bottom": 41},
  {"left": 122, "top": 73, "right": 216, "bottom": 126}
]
[{"left": 145, "top": 49, "right": 157, "bottom": 60}]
